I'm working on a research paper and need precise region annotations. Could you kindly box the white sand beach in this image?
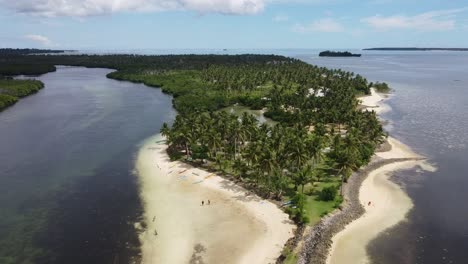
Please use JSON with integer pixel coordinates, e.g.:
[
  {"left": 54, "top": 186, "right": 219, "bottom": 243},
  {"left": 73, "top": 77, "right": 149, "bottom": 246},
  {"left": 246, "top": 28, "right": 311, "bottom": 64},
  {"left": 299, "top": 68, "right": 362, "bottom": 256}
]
[
  {"left": 359, "top": 88, "right": 391, "bottom": 115},
  {"left": 326, "top": 138, "right": 435, "bottom": 264},
  {"left": 326, "top": 89, "right": 436, "bottom": 264},
  {"left": 135, "top": 134, "right": 295, "bottom": 264}
]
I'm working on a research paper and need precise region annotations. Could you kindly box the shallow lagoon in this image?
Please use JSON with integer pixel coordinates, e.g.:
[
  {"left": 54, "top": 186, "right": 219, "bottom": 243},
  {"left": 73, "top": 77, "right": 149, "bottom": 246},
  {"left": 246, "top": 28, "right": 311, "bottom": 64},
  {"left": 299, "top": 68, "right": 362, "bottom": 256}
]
[{"left": 0, "top": 66, "right": 176, "bottom": 263}]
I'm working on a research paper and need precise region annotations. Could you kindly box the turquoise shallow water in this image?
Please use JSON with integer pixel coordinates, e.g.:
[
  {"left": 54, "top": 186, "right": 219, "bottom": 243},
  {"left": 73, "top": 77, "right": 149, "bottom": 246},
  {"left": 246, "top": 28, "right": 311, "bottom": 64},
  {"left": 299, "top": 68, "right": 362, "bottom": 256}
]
[{"left": 0, "top": 66, "right": 176, "bottom": 263}]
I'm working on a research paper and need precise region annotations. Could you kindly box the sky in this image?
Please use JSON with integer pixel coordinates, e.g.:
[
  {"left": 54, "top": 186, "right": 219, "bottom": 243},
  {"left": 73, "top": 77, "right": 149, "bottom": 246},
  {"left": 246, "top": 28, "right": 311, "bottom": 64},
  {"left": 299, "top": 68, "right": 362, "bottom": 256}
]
[{"left": 0, "top": 0, "right": 467, "bottom": 50}]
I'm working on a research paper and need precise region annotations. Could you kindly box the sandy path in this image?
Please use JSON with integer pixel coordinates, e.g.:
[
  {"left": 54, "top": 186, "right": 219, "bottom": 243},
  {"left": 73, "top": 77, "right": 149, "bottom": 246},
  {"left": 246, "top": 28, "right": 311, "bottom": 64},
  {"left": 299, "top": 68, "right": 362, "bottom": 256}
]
[
  {"left": 326, "top": 139, "right": 431, "bottom": 264},
  {"left": 359, "top": 88, "right": 390, "bottom": 115},
  {"left": 136, "top": 134, "right": 295, "bottom": 264},
  {"left": 326, "top": 89, "right": 436, "bottom": 264}
]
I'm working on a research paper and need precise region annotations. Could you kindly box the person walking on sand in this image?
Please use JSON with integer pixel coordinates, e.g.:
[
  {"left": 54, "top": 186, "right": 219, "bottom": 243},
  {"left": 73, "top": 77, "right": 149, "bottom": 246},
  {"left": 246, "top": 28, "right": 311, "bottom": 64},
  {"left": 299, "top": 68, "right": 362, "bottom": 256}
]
[
  {"left": 201, "top": 200, "right": 204, "bottom": 206},
  {"left": 208, "top": 200, "right": 211, "bottom": 205},
  {"left": 368, "top": 201, "right": 372, "bottom": 206}
]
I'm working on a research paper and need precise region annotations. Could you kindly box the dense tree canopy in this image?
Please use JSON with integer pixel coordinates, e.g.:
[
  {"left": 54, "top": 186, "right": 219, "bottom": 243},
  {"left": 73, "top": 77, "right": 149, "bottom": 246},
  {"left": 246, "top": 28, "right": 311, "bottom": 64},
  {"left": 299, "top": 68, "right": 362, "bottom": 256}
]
[
  {"left": 127, "top": 55, "right": 387, "bottom": 223},
  {"left": 0, "top": 53, "right": 387, "bottom": 224}
]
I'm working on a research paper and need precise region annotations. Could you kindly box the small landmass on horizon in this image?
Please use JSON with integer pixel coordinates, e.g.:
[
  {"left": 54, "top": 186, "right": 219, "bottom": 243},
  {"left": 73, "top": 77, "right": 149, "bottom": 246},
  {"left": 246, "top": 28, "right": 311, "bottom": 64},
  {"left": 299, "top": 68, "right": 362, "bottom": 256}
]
[
  {"left": 319, "top": 51, "right": 362, "bottom": 57},
  {"left": 364, "top": 47, "right": 468, "bottom": 51}
]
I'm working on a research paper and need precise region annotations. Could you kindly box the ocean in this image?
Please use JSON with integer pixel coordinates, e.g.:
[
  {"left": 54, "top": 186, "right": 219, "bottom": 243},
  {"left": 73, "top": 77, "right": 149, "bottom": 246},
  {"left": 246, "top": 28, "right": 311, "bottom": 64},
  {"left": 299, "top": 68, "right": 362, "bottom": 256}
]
[
  {"left": 299, "top": 50, "right": 468, "bottom": 264},
  {"left": 1, "top": 50, "right": 467, "bottom": 263}
]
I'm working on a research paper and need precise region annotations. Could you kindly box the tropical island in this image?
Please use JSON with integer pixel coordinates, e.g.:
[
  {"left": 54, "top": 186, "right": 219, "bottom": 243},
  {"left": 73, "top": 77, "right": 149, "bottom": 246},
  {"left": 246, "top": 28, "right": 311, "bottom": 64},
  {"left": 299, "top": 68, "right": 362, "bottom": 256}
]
[
  {"left": 106, "top": 54, "right": 386, "bottom": 262},
  {"left": 319, "top": 51, "right": 362, "bottom": 57},
  {"left": 1, "top": 52, "right": 397, "bottom": 263}
]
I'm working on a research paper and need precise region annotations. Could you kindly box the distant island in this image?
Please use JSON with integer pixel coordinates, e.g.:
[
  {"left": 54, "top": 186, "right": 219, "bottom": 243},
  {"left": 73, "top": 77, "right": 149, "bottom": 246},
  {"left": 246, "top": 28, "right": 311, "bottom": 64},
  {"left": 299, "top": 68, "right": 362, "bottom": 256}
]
[
  {"left": 319, "top": 51, "right": 361, "bottom": 57},
  {"left": 364, "top": 47, "right": 468, "bottom": 51},
  {"left": 0, "top": 48, "right": 69, "bottom": 55}
]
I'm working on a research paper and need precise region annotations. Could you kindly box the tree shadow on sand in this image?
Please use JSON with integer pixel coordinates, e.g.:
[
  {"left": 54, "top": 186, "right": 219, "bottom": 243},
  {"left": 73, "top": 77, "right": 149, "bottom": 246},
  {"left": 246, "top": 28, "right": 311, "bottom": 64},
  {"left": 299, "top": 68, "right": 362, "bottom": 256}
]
[{"left": 219, "top": 178, "right": 262, "bottom": 202}]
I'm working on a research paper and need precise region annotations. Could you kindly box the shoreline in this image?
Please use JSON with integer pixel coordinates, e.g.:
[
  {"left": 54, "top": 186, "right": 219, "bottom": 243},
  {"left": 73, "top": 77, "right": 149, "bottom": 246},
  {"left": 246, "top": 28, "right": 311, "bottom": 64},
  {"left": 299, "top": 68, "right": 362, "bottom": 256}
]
[
  {"left": 297, "top": 89, "right": 435, "bottom": 264},
  {"left": 135, "top": 134, "right": 296, "bottom": 264}
]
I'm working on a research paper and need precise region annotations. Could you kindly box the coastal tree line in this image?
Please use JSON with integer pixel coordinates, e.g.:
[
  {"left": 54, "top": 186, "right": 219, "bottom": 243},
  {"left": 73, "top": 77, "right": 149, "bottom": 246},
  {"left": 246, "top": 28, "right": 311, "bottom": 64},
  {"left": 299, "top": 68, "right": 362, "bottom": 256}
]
[
  {"left": 154, "top": 58, "right": 386, "bottom": 223},
  {"left": 0, "top": 52, "right": 388, "bottom": 224},
  {"left": 0, "top": 78, "right": 44, "bottom": 111}
]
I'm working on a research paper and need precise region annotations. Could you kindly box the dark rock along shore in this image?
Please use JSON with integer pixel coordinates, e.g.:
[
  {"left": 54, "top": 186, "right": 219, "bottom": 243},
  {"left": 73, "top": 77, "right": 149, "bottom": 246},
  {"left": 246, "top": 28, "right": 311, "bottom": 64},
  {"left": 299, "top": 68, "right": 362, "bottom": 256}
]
[{"left": 296, "top": 155, "right": 421, "bottom": 264}]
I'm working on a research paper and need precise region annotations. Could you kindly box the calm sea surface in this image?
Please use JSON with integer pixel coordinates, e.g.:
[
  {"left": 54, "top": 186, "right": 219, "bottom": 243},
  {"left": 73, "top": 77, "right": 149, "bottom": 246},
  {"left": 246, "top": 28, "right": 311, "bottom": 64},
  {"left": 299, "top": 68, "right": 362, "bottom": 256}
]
[
  {"left": 297, "top": 51, "right": 468, "bottom": 264},
  {"left": 0, "top": 66, "right": 175, "bottom": 263},
  {"left": 1, "top": 51, "right": 467, "bottom": 264}
]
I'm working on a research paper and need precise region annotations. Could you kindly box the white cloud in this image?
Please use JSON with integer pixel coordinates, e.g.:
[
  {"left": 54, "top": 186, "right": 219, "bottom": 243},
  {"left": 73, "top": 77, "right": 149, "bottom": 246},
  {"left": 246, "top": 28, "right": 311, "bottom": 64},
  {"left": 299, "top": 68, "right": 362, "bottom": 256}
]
[
  {"left": 0, "top": 0, "right": 266, "bottom": 17},
  {"left": 361, "top": 8, "right": 467, "bottom": 31},
  {"left": 23, "top": 34, "right": 55, "bottom": 47},
  {"left": 273, "top": 14, "right": 288, "bottom": 22},
  {"left": 293, "top": 18, "right": 344, "bottom": 33}
]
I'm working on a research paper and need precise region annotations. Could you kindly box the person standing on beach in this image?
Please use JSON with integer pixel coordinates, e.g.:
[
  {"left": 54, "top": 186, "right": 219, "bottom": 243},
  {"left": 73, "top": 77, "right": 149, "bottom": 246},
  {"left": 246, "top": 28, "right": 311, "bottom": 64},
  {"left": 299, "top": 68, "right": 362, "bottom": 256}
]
[
  {"left": 208, "top": 200, "right": 211, "bottom": 205},
  {"left": 201, "top": 200, "right": 204, "bottom": 206}
]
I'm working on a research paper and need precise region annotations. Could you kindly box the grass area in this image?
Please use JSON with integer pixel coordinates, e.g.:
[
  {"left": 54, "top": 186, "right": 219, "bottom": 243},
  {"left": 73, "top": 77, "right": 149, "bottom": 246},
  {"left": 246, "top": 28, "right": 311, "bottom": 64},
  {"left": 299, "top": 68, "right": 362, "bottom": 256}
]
[
  {"left": 305, "top": 193, "right": 338, "bottom": 225},
  {"left": 283, "top": 251, "right": 298, "bottom": 264},
  {"left": 281, "top": 180, "right": 342, "bottom": 226},
  {"left": 303, "top": 180, "right": 342, "bottom": 225}
]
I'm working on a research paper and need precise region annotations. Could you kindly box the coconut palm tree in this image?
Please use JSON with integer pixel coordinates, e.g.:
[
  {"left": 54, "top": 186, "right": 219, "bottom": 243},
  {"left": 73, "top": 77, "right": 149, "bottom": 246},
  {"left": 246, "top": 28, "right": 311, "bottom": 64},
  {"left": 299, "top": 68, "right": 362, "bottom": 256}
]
[
  {"left": 294, "top": 164, "right": 314, "bottom": 194},
  {"left": 333, "top": 149, "right": 359, "bottom": 196}
]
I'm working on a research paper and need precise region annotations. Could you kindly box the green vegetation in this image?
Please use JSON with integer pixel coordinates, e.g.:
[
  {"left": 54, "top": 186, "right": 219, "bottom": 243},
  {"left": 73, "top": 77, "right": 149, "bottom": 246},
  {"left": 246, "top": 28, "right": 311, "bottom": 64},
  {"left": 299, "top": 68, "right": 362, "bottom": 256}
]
[
  {"left": 318, "top": 185, "right": 338, "bottom": 201},
  {"left": 0, "top": 48, "right": 67, "bottom": 55},
  {"left": 0, "top": 94, "right": 18, "bottom": 110},
  {"left": 371, "top": 81, "right": 391, "bottom": 93},
  {"left": 0, "top": 53, "right": 390, "bottom": 264},
  {"left": 0, "top": 53, "right": 291, "bottom": 75},
  {"left": 0, "top": 54, "right": 386, "bottom": 262},
  {"left": 319, "top": 50, "right": 361, "bottom": 57},
  {"left": 283, "top": 247, "right": 298, "bottom": 264},
  {"left": 108, "top": 58, "right": 372, "bottom": 115},
  {"left": 0, "top": 79, "right": 44, "bottom": 111},
  {"left": 155, "top": 55, "right": 386, "bottom": 226},
  {"left": 0, "top": 64, "right": 56, "bottom": 76}
]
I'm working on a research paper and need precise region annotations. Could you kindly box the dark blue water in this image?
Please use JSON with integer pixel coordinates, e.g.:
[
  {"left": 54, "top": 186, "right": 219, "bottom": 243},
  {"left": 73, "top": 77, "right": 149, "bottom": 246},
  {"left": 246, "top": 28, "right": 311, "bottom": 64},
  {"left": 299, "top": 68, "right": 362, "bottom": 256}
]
[
  {"left": 0, "top": 66, "right": 176, "bottom": 264},
  {"left": 298, "top": 52, "right": 468, "bottom": 264}
]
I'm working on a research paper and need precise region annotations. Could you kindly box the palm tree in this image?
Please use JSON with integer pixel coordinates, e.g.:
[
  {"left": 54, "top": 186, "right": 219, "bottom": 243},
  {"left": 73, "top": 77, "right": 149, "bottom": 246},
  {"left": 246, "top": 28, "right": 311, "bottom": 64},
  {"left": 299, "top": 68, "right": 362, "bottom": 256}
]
[
  {"left": 294, "top": 164, "right": 313, "bottom": 194},
  {"left": 232, "top": 158, "right": 247, "bottom": 179},
  {"left": 259, "top": 147, "right": 277, "bottom": 189},
  {"left": 333, "top": 149, "right": 358, "bottom": 196},
  {"left": 288, "top": 138, "right": 308, "bottom": 173},
  {"left": 207, "top": 130, "right": 222, "bottom": 159},
  {"left": 270, "top": 166, "right": 288, "bottom": 199},
  {"left": 230, "top": 118, "right": 243, "bottom": 160},
  {"left": 160, "top": 122, "right": 170, "bottom": 137}
]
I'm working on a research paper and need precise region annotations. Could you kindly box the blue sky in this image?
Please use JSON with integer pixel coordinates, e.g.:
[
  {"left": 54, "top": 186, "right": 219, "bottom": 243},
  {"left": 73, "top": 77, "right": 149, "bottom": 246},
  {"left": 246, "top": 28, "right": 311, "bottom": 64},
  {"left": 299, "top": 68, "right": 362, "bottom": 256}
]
[{"left": 0, "top": 0, "right": 467, "bottom": 49}]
